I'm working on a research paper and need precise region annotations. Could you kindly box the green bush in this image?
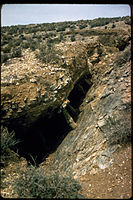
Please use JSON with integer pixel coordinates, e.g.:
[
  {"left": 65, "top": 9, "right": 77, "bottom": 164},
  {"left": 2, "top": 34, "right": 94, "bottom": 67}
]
[
  {"left": 70, "top": 35, "right": 76, "bottom": 42},
  {"left": 125, "top": 19, "right": 131, "bottom": 25},
  {"left": 12, "top": 47, "right": 22, "bottom": 58},
  {"left": 112, "top": 23, "right": 116, "bottom": 28},
  {"left": 0, "top": 126, "right": 19, "bottom": 166},
  {"left": 99, "top": 35, "right": 116, "bottom": 47},
  {"left": 79, "top": 24, "right": 87, "bottom": 29},
  {"left": 22, "top": 41, "right": 29, "bottom": 49},
  {"left": 70, "top": 25, "right": 76, "bottom": 31},
  {"left": 59, "top": 33, "right": 64, "bottom": 41},
  {"left": 2, "top": 45, "right": 11, "bottom": 53},
  {"left": 116, "top": 37, "right": 129, "bottom": 51},
  {"left": 13, "top": 166, "right": 84, "bottom": 198},
  {"left": 29, "top": 40, "right": 38, "bottom": 51},
  {"left": 56, "top": 26, "right": 66, "bottom": 32},
  {"left": 89, "top": 17, "right": 121, "bottom": 28},
  {"left": 103, "top": 112, "right": 131, "bottom": 146},
  {"left": 115, "top": 45, "right": 131, "bottom": 67},
  {"left": 36, "top": 43, "right": 62, "bottom": 65},
  {"left": 1, "top": 54, "right": 9, "bottom": 63},
  {"left": 1, "top": 126, "right": 18, "bottom": 155}
]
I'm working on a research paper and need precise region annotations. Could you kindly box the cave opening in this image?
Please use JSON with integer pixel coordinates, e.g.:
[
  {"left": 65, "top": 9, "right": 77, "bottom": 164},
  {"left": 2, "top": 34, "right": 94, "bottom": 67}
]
[
  {"left": 11, "top": 109, "right": 72, "bottom": 165},
  {"left": 10, "top": 72, "right": 92, "bottom": 165}
]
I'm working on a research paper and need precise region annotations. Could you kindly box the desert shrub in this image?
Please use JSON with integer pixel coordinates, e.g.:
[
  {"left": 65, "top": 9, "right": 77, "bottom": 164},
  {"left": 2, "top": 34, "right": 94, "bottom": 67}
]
[
  {"left": 79, "top": 24, "right": 87, "bottom": 29},
  {"left": 35, "top": 43, "right": 62, "bottom": 65},
  {"left": 89, "top": 17, "right": 121, "bottom": 28},
  {"left": 46, "top": 23, "right": 56, "bottom": 31},
  {"left": 56, "top": 26, "right": 66, "bottom": 32},
  {"left": 116, "top": 37, "right": 129, "bottom": 51},
  {"left": 1, "top": 54, "right": 9, "bottom": 63},
  {"left": 2, "top": 45, "right": 11, "bottom": 53},
  {"left": 47, "top": 38, "right": 53, "bottom": 44},
  {"left": 29, "top": 40, "right": 38, "bottom": 51},
  {"left": 59, "top": 33, "right": 64, "bottom": 41},
  {"left": 112, "top": 23, "right": 116, "bottom": 28},
  {"left": 22, "top": 41, "right": 29, "bottom": 49},
  {"left": 12, "top": 47, "right": 22, "bottom": 58},
  {"left": 1, "top": 126, "right": 19, "bottom": 166},
  {"left": 51, "top": 37, "right": 61, "bottom": 44},
  {"left": 115, "top": 45, "right": 131, "bottom": 67},
  {"left": 20, "top": 34, "right": 26, "bottom": 40},
  {"left": 32, "top": 33, "right": 37, "bottom": 39},
  {"left": 70, "top": 35, "right": 76, "bottom": 42},
  {"left": 48, "top": 32, "right": 56, "bottom": 37},
  {"left": 13, "top": 38, "right": 23, "bottom": 46},
  {"left": 1, "top": 126, "right": 18, "bottom": 155},
  {"left": 125, "top": 19, "right": 131, "bottom": 25},
  {"left": 70, "top": 25, "right": 76, "bottom": 31},
  {"left": 99, "top": 35, "right": 116, "bottom": 47},
  {"left": 13, "top": 166, "right": 84, "bottom": 198},
  {"left": 103, "top": 112, "right": 131, "bottom": 146}
]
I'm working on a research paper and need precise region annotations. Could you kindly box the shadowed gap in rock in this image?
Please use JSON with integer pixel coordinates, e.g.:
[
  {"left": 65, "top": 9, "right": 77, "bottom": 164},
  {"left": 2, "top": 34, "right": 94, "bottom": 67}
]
[
  {"left": 9, "top": 72, "right": 92, "bottom": 165},
  {"left": 66, "top": 72, "right": 92, "bottom": 121}
]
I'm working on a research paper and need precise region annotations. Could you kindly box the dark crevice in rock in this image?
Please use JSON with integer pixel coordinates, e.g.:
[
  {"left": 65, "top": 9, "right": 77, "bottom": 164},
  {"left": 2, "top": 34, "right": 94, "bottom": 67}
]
[
  {"left": 11, "top": 109, "right": 72, "bottom": 165},
  {"left": 67, "top": 72, "right": 92, "bottom": 121},
  {"left": 9, "top": 71, "right": 92, "bottom": 165}
]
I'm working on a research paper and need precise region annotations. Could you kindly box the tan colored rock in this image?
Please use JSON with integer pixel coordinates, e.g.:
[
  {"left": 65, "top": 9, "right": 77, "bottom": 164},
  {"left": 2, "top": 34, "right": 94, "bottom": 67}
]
[{"left": 1, "top": 45, "right": 91, "bottom": 127}]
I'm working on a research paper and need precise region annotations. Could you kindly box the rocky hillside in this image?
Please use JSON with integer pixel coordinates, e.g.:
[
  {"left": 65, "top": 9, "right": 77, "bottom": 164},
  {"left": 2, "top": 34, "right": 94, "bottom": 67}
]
[{"left": 1, "top": 16, "right": 131, "bottom": 198}]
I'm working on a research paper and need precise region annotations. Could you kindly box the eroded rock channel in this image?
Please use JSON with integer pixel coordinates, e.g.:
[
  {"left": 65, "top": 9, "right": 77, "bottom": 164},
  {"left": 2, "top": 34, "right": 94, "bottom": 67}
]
[{"left": 8, "top": 72, "right": 92, "bottom": 165}]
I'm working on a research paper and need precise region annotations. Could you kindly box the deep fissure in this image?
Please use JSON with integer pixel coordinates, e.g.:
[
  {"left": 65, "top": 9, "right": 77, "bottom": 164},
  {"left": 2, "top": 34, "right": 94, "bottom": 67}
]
[{"left": 10, "top": 72, "right": 92, "bottom": 165}]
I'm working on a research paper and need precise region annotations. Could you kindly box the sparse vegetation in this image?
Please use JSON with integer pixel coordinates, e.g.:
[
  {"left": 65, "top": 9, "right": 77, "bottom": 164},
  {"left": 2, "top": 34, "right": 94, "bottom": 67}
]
[
  {"left": 1, "top": 126, "right": 19, "bottom": 166},
  {"left": 116, "top": 37, "right": 130, "bottom": 51},
  {"left": 12, "top": 47, "right": 22, "bottom": 58},
  {"left": 115, "top": 45, "right": 131, "bottom": 67},
  {"left": 112, "top": 23, "right": 116, "bottom": 28},
  {"left": 89, "top": 16, "right": 124, "bottom": 28},
  {"left": 103, "top": 111, "right": 131, "bottom": 146},
  {"left": 13, "top": 166, "right": 84, "bottom": 198},
  {"left": 1, "top": 16, "right": 130, "bottom": 64},
  {"left": 98, "top": 34, "right": 117, "bottom": 47},
  {"left": 70, "top": 34, "right": 76, "bottom": 42},
  {"left": 35, "top": 43, "right": 62, "bottom": 65}
]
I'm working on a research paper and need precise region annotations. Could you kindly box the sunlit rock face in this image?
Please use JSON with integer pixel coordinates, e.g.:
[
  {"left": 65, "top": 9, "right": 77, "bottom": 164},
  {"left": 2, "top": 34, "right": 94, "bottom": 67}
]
[
  {"left": 50, "top": 44, "right": 131, "bottom": 179},
  {"left": 1, "top": 42, "right": 91, "bottom": 129}
]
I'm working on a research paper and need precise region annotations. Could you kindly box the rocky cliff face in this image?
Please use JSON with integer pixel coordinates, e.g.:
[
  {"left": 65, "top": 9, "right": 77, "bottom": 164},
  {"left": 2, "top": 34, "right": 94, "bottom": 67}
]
[
  {"left": 50, "top": 44, "right": 131, "bottom": 179},
  {"left": 1, "top": 21, "right": 131, "bottom": 172}
]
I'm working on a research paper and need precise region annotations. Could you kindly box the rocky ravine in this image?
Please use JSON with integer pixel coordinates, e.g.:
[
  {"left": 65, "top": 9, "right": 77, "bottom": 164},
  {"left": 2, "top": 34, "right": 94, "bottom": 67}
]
[
  {"left": 1, "top": 23, "right": 131, "bottom": 197},
  {"left": 50, "top": 44, "right": 131, "bottom": 179}
]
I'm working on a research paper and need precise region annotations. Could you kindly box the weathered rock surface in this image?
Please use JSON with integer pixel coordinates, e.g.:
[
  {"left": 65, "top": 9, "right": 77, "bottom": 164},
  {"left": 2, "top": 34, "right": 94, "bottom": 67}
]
[
  {"left": 50, "top": 44, "right": 131, "bottom": 179},
  {"left": 1, "top": 42, "right": 91, "bottom": 128}
]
